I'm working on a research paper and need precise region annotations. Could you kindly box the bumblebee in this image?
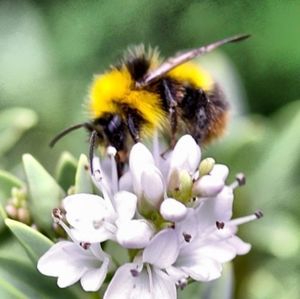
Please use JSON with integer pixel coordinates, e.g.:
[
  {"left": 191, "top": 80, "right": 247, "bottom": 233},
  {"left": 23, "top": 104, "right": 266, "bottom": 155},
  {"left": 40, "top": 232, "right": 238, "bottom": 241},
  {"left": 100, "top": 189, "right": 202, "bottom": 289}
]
[{"left": 51, "top": 34, "right": 250, "bottom": 170}]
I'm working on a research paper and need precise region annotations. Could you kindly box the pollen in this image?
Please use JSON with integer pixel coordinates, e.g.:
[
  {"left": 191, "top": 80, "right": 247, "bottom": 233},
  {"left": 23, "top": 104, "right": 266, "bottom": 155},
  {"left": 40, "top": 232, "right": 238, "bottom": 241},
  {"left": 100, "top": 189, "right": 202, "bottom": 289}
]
[{"left": 168, "top": 62, "right": 214, "bottom": 91}]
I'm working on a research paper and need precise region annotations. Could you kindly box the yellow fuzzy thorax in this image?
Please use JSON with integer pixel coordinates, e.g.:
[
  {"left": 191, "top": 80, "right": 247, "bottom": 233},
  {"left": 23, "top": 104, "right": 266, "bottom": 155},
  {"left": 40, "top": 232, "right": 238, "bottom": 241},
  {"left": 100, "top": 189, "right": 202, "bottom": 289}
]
[
  {"left": 168, "top": 62, "right": 214, "bottom": 91},
  {"left": 88, "top": 67, "right": 166, "bottom": 136}
]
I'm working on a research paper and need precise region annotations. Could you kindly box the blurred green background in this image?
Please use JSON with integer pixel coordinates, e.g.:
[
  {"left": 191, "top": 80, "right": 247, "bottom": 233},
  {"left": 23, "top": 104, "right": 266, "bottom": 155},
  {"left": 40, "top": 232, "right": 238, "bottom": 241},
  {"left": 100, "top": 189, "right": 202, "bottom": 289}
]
[{"left": 0, "top": 0, "right": 299, "bottom": 298}]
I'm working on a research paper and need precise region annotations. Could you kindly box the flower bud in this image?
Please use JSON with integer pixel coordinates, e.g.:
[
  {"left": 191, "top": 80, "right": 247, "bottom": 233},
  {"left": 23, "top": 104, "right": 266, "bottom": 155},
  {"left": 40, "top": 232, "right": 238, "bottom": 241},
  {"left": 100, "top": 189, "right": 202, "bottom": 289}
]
[
  {"left": 141, "top": 165, "right": 164, "bottom": 209},
  {"left": 199, "top": 158, "right": 215, "bottom": 176},
  {"left": 193, "top": 175, "right": 224, "bottom": 197},
  {"left": 17, "top": 207, "right": 31, "bottom": 225},
  {"left": 168, "top": 170, "right": 193, "bottom": 203},
  {"left": 116, "top": 219, "right": 154, "bottom": 249},
  {"left": 169, "top": 135, "right": 201, "bottom": 175},
  {"left": 160, "top": 198, "right": 187, "bottom": 222},
  {"left": 5, "top": 204, "right": 18, "bottom": 219},
  {"left": 210, "top": 164, "right": 229, "bottom": 182}
]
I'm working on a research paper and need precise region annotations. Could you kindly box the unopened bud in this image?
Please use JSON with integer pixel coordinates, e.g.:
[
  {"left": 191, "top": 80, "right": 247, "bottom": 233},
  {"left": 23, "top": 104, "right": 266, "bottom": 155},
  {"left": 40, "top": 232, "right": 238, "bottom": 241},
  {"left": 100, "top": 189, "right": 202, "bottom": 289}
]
[
  {"left": 17, "top": 207, "right": 31, "bottom": 225},
  {"left": 168, "top": 170, "right": 193, "bottom": 203},
  {"left": 160, "top": 198, "right": 187, "bottom": 222},
  {"left": 5, "top": 204, "right": 18, "bottom": 219},
  {"left": 199, "top": 158, "right": 215, "bottom": 176},
  {"left": 141, "top": 166, "right": 164, "bottom": 209},
  {"left": 193, "top": 175, "right": 224, "bottom": 197}
]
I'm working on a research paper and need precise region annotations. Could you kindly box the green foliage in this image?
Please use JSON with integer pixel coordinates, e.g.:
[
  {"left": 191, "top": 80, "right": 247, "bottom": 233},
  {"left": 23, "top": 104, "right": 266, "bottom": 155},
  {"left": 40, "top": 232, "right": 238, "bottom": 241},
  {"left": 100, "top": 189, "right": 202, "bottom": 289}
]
[
  {"left": 23, "top": 154, "right": 65, "bottom": 234},
  {"left": 0, "top": 108, "right": 38, "bottom": 158},
  {"left": 0, "top": 257, "right": 84, "bottom": 299},
  {"left": 5, "top": 219, "right": 53, "bottom": 264},
  {"left": 74, "top": 154, "right": 94, "bottom": 194},
  {"left": 55, "top": 151, "right": 77, "bottom": 192},
  {"left": 0, "top": 1, "right": 299, "bottom": 298}
]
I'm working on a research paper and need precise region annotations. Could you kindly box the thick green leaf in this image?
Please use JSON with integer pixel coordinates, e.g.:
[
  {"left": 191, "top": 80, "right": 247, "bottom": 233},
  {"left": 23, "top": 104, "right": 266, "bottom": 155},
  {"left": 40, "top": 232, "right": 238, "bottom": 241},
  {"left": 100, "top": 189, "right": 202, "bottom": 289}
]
[
  {"left": 0, "top": 257, "right": 84, "bottom": 299},
  {"left": 0, "top": 170, "right": 23, "bottom": 205},
  {"left": 55, "top": 151, "right": 77, "bottom": 192},
  {"left": 5, "top": 219, "right": 53, "bottom": 264},
  {"left": 74, "top": 154, "right": 93, "bottom": 194},
  {"left": 0, "top": 231, "right": 32, "bottom": 266},
  {"left": 22, "top": 154, "right": 65, "bottom": 233},
  {"left": 0, "top": 108, "right": 38, "bottom": 156}
]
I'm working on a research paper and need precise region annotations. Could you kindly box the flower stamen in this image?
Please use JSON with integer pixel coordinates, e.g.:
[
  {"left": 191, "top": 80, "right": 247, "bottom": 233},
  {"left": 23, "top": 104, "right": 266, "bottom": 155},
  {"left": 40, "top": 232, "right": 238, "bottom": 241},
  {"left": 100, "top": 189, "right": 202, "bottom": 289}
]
[
  {"left": 107, "top": 146, "right": 119, "bottom": 194},
  {"left": 230, "top": 173, "right": 246, "bottom": 189},
  {"left": 216, "top": 221, "right": 225, "bottom": 230},
  {"left": 79, "top": 242, "right": 91, "bottom": 250},
  {"left": 227, "top": 210, "right": 264, "bottom": 227}
]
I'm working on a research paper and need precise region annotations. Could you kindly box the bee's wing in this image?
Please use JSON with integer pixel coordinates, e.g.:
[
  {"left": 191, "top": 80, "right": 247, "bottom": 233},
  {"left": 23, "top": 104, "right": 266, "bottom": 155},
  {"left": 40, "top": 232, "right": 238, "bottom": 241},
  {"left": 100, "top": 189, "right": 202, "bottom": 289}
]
[{"left": 141, "top": 34, "right": 250, "bottom": 86}]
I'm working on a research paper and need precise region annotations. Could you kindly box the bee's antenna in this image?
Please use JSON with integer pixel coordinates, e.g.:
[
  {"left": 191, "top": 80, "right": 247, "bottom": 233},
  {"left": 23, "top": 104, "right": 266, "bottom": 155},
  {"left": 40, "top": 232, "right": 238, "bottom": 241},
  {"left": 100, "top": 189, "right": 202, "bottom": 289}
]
[
  {"left": 141, "top": 33, "right": 251, "bottom": 86},
  {"left": 49, "top": 123, "right": 91, "bottom": 147},
  {"left": 89, "top": 130, "right": 98, "bottom": 175}
]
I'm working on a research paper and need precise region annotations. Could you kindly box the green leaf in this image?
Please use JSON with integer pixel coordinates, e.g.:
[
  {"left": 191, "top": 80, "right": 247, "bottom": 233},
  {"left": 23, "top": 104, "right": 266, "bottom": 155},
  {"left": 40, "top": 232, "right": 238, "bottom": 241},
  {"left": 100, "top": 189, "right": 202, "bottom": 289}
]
[
  {"left": 0, "top": 108, "right": 38, "bottom": 156},
  {"left": 247, "top": 101, "right": 300, "bottom": 211},
  {"left": 0, "top": 278, "right": 27, "bottom": 299},
  {"left": 0, "top": 204, "right": 7, "bottom": 232},
  {"left": 0, "top": 257, "right": 84, "bottom": 299},
  {"left": 0, "top": 231, "right": 32, "bottom": 266},
  {"left": 5, "top": 219, "right": 53, "bottom": 264},
  {"left": 0, "top": 170, "right": 23, "bottom": 205},
  {"left": 22, "top": 154, "right": 65, "bottom": 233},
  {"left": 55, "top": 151, "right": 77, "bottom": 192},
  {"left": 74, "top": 154, "right": 93, "bottom": 194}
]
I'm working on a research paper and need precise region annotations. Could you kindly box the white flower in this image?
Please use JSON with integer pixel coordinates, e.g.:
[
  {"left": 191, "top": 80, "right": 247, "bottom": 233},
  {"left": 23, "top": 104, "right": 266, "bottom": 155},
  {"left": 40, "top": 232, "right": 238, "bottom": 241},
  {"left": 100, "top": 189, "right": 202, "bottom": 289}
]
[
  {"left": 37, "top": 134, "right": 262, "bottom": 296},
  {"left": 37, "top": 241, "right": 110, "bottom": 291},
  {"left": 104, "top": 229, "right": 179, "bottom": 299},
  {"left": 171, "top": 189, "right": 262, "bottom": 282},
  {"left": 63, "top": 191, "right": 154, "bottom": 249}
]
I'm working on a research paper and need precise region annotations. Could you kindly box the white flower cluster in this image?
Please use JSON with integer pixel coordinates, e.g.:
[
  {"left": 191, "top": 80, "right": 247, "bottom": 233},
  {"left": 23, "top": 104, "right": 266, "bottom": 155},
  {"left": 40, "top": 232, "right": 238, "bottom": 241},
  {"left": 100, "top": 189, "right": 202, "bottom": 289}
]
[{"left": 37, "top": 135, "right": 262, "bottom": 298}]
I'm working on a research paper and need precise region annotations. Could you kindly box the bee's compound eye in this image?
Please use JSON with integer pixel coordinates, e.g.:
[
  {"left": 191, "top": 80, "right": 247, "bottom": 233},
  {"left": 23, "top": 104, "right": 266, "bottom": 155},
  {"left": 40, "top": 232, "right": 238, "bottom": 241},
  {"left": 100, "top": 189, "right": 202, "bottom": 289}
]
[
  {"left": 105, "top": 115, "right": 126, "bottom": 151},
  {"left": 108, "top": 115, "right": 122, "bottom": 132}
]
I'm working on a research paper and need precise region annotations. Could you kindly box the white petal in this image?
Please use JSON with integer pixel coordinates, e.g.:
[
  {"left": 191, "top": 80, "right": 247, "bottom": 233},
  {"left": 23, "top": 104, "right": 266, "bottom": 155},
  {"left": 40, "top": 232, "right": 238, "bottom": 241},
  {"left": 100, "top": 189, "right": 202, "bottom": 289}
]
[
  {"left": 104, "top": 263, "right": 149, "bottom": 299},
  {"left": 169, "top": 135, "right": 201, "bottom": 175},
  {"left": 70, "top": 226, "right": 114, "bottom": 243},
  {"left": 63, "top": 194, "right": 110, "bottom": 229},
  {"left": 195, "top": 243, "right": 236, "bottom": 263},
  {"left": 226, "top": 236, "right": 251, "bottom": 255},
  {"left": 141, "top": 165, "right": 164, "bottom": 208},
  {"left": 160, "top": 198, "right": 188, "bottom": 222},
  {"left": 129, "top": 143, "right": 155, "bottom": 195},
  {"left": 180, "top": 257, "right": 222, "bottom": 281},
  {"left": 151, "top": 268, "right": 177, "bottom": 299},
  {"left": 175, "top": 209, "right": 198, "bottom": 241},
  {"left": 116, "top": 219, "right": 154, "bottom": 249},
  {"left": 143, "top": 229, "right": 179, "bottom": 268},
  {"left": 166, "top": 266, "right": 188, "bottom": 282},
  {"left": 195, "top": 186, "right": 234, "bottom": 231},
  {"left": 119, "top": 171, "right": 134, "bottom": 192},
  {"left": 210, "top": 164, "right": 229, "bottom": 181},
  {"left": 37, "top": 241, "right": 73, "bottom": 277},
  {"left": 57, "top": 266, "right": 86, "bottom": 288},
  {"left": 80, "top": 262, "right": 108, "bottom": 291},
  {"left": 193, "top": 175, "right": 224, "bottom": 197},
  {"left": 114, "top": 191, "right": 137, "bottom": 221}
]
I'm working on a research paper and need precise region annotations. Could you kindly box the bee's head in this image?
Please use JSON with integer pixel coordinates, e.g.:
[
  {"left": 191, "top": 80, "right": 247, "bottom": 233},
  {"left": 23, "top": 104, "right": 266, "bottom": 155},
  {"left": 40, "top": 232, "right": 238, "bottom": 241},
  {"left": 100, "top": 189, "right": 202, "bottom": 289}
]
[{"left": 92, "top": 114, "right": 127, "bottom": 152}]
